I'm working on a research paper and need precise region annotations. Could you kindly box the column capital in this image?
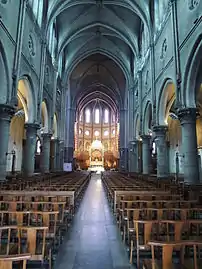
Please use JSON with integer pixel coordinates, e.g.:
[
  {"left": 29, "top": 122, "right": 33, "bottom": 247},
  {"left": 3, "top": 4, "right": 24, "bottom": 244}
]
[
  {"left": 0, "top": 104, "right": 15, "bottom": 121},
  {"left": 177, "top": 107, "right": 199, "bottom": 124},
  {"left": 52, "top": 137, "right": 59, "bottom": 142},
  {"left": 24, "top": 123, "right": 40, "bottom": 131},
  {"left": 153, "top": 125, "right": 168, "bottom": 135},
  {"left": 141, "top": 134, "right": 151, "bottom": 141},
  {"left": 129, "top": 140, "right": 138, "bottom": 145},
  {"left": 41, "top": 133, "right": 52, "bottom": 139}
]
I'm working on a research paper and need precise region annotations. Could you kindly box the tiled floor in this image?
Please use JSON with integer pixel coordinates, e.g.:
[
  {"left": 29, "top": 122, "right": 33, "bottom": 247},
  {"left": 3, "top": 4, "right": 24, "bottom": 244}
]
[{"left": 54, "top": 173, "right": 134, "bottom": 269}]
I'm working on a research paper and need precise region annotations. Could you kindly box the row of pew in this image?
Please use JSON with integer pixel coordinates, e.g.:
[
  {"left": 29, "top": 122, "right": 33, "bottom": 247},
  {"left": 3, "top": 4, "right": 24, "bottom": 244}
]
[
  {"left": 102, "top": 171, "right": 202, "bottom": 269},
  {"left": 0, "top": 171, "right": 90, "bottom": 269}
]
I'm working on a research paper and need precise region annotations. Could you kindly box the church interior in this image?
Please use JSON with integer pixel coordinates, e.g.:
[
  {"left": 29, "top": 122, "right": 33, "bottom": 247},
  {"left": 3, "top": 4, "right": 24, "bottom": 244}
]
[{"left": 1, "top": 0, "right": 202, "bottom": 268}]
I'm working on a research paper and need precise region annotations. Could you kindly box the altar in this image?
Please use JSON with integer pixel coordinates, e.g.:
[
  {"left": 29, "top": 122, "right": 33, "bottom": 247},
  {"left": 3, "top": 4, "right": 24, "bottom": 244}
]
[{"left": 89, "top": 140, "right": 104, "bottom": 171}]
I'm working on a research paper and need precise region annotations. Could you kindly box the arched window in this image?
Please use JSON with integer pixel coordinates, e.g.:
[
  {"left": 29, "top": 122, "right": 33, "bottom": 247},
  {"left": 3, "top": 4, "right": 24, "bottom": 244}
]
[
  {"left": 85, "top": 109, "right": 90, "bottom": 123},
  {"left": 79, "top": 113, "right": 82, "bottom": 122},
  {"left": 104, "top": 109, "right": 109, "bottom": 123},
  {"left": 112, "top": 113, "right": 115, "bottom": 123},
  {"left": 95, "top": 109, "right": 99, "bottom": 124}
]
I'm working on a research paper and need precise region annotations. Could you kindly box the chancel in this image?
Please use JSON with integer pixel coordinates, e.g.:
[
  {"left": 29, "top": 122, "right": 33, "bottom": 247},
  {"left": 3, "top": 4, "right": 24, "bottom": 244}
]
[{"left": 0, "top": 0, "right": 202, "bottom": 268}]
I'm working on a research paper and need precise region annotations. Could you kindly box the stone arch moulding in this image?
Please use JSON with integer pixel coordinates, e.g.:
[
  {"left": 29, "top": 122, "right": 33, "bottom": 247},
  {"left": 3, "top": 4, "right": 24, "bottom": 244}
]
[
  {"left": 134, "top": 113, "right": 140, "bottom": 139},
  {"left": 52, "top": 113, "right": 58, "bottom": 138},
  {"left": 17, "top": 77, "right": 36, "bottom": 123},
  {"left": 183, "top": 35, "right": 202, "bottom": 108},
  {"left": 66, "top": 49, "right": 128, "bottom": 109},
  {"left": 0, "top": 41, "right": 10, "bottom": 104},
  {"left": 157, "top": 78, "right": 175, "bottom": 125},
  {"left": 65, "top": 48, "right": 130, "bottom": 92},
  {"left": 41, "top": 100, "right": 49, "bottom": 133},
  {"left": 143, "top": 100, "right": 153, "bottom": 134}
]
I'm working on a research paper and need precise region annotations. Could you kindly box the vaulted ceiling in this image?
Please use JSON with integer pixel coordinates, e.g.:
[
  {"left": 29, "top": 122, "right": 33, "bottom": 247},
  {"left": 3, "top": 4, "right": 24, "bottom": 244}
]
[{"left": 47, "top": 0, "right": 152, "bottom": 110}]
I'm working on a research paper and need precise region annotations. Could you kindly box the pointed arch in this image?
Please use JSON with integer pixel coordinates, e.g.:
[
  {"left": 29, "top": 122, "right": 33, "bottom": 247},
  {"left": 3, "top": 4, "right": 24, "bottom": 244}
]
[
  {"left": 183, "top": 34, "right": 202, "bottom": 107},
  {"left": 53, "top": 113, "right": 58, "bottom": 138},
  {"left": 18, "top": 77, "right": 36, "bottom": 123},
  {"left": 157, "top": 78, "right": 176, "bottom": 125},
  {"left": 134, "top": 113, "right": 140, "bottom": 139},
  {"left": 0, "top": 41, "right": 10, "bottom": 104},
  {"left": 41, "top": 101, "right": 49, "bottom": 133},
  {"left": 143, "top": 101, "right": 153, "bottom": 134}
]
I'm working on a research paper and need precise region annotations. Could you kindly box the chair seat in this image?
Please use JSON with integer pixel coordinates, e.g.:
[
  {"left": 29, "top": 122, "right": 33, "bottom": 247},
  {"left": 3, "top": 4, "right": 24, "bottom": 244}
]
[
  {"left": 142, "top": 259, "right": 202, "bottom": 269},
  {"left": 143, "top": 259, "right": 182, "bottom": 269}
]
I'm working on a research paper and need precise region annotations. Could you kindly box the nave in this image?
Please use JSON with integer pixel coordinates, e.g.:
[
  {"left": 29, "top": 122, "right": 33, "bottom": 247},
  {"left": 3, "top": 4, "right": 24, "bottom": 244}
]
[
  {"left": 1, "top": 171, "right": 202, "bottom": 268},
  {"left": 55, "top": 173, "right": 132, "bottom": 269}
]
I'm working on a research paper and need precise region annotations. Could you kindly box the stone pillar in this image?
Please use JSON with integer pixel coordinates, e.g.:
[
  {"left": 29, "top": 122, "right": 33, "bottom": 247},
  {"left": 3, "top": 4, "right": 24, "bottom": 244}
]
[
  {"left": 119, "top": 148, "right": 128, "bottom": 172},
  {"left": 141, "top": 135, "right": 151, "bottom": 175},
  {"left": 64, "top": 108, "right": 75, "bottom": 164},
  {"left": 23, "top": 123, "right": 39, "bottom": 176},
  {"left": 51, "top": 138, "right": 59, "bottom": 172},
  {"left": 128, "top": 140, "right": 139, "bottom": 173},
  {"left": 0, "top": 104, "right": 15, "bottom": 180},
  {"left": 59, "top": 140, "right": 64, "bottom": 170},
  {"left": 153, "top": 125, "right": 168, "bottom": 178},
  {"left": 40, "top": 133, "right": 52, "bottom": 173},
  {"left": 178, "top": 108, "right": 199, "bottom": 184},
  {"left": 119, "top": 109, "right": 128, "bottom": 172}
]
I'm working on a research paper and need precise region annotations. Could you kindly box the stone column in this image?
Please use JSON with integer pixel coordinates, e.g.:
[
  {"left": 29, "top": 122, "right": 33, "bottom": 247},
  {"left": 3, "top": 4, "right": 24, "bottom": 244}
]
[
  {"left": 59, "top": 140, "right": 64, "bottom": 170},
  {"left": 40, "top": 133, "right": 52, "bottom": 173},
  {"left": 23, "top": 123, "right": 39, "bottom": 176},
  {"left": 51, "top": 138, "right": 59, "bottom": 172},
  {"left": 153, "top": 125, "right": 168, "bottom": 178},
  {"left": 64, "top": 108, "right": 75, "bottom": 164},
  {"left": 178, "top": 108, "right": 199, "bottom": 184},
  {"left": 119, "top": 148, "right": 128, "bottom": 172},
  {"left": 0, "top": 104, "right": 15, "bottom": 180},
  {"left": 141, "top": 135, "right": 151, "bottom": 175},
  {"left": 119, "top": 109, "right": 128, "bottom": 172},
  {"left": 128, "top": 140, "right": 139, "bottom": 173}
]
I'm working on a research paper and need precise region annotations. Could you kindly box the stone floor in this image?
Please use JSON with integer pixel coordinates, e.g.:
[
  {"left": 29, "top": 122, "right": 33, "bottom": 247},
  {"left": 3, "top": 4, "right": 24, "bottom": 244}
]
[{"left": 54, "top": 173, "right": 134, "bottom": 269}]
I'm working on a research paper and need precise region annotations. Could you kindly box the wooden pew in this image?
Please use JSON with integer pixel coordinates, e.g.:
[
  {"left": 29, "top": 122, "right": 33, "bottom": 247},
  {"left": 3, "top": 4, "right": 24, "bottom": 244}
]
[{"left": 0, "top": 253, "right": 31, "bottom": 269}]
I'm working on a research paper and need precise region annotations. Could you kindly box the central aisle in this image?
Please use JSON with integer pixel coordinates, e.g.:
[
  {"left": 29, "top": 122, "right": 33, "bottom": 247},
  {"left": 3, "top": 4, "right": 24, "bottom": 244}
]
[{"left": 55, "top": 173, "right": 133, "bottom": 269}]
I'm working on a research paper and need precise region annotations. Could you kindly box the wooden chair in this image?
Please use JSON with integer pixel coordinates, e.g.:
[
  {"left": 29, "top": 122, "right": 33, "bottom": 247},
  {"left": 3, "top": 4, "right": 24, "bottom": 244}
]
[
  {"left": 0, "top": 253, "right": 31, "bottom": 269},
  {"left": 143, "top": 240, "right": 202, "bottom": 269}
]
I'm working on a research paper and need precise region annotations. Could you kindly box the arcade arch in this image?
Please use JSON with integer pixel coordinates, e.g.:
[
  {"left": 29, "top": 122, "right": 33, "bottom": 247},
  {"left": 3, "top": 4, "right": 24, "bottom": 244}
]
[
  {"left": 41, "top": 101, "right": 49, "bottom": 134},
  {"left": 158, "top": 80, "right": 182, "bottom": 175},
  {"left": 0, "top": 43, "right": 9, "bottom": 104},
  {"left": 7, "top": 78, "right": 35, "bottom": 173}
]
